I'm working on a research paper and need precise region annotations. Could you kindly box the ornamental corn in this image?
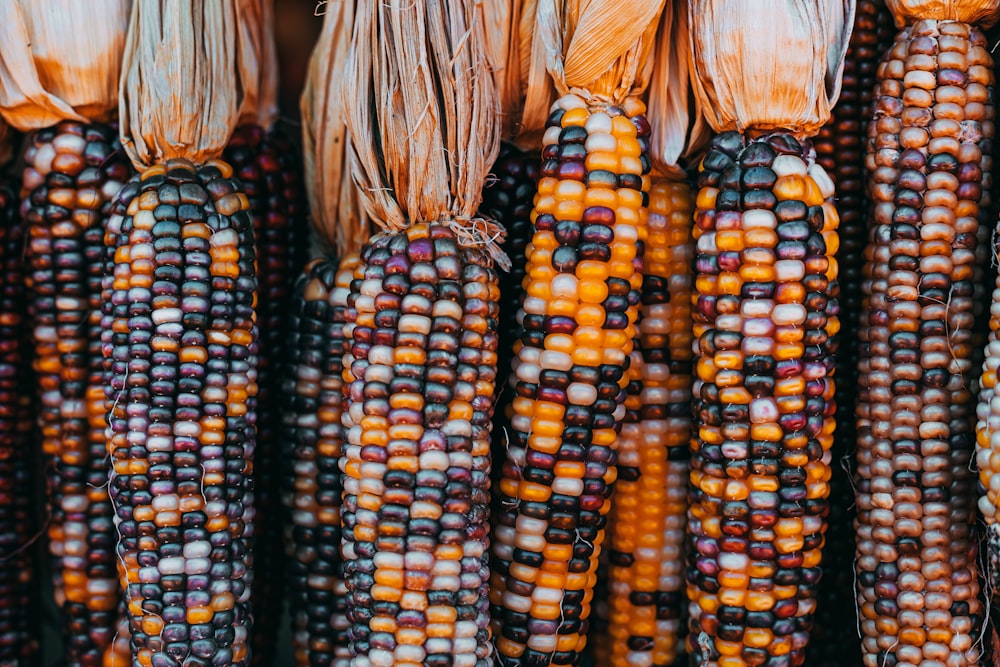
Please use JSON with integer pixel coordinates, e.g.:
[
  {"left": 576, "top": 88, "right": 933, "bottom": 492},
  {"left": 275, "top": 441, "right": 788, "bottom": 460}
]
[
  {"left": 281, "top": 254, "right": 359, "bottom": 667},
  {"left": 21, "top": 120, "right": 131, "bottom": 667},
  {"left": 491, "top": 93, "right": 649, "bottom": 667},
  {"left": 105, "top": 158, "right": 257, "bottom": 667},
  {"left": 858, "top": 18, "right": 991, "bottom": 667},
  {"left": 688, "top": 131, "right": 839, "bottom": 667},
  {"left": 341, "top": 223, "right": 498, "bottom": 667}
]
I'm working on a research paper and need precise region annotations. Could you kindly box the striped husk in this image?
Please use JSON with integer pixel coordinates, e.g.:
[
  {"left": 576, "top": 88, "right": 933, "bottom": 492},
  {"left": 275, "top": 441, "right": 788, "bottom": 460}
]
[
  {"left": 280, "top": 254, "right": 359, "bottom": 667},
  {"left": 857, "top": 19, "right": 992, "bottom": 667},
  {"left": 21, "top": 120, "right": 131, "bottom": 666},
  {"left": 0, "top": 179, "right": 39, "bottom": 666},
  {"left": 104, "top": 158, "right": 258, "bottom": 667},
  {"left": 604, "top": 177, "right": 694, "bottom": 667},
  {"left": 491, "top": 94, "right": 650, "bottom": 667},
  {"left": 689, "top": 131, "right": 839, "bottom": 667},
  {"left": 224, "top": 122, "right": 308, "bottom": 667}
]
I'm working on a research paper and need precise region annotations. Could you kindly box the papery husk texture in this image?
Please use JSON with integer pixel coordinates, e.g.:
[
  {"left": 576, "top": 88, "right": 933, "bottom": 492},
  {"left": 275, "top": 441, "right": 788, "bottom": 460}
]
[
  {"left": 119, "top": 0, "right": 255, "bottom": 169},
  {"left": 301, "top": 0, "right": 368, "bottom": 257},
  {"left": 344, "top": 0, "right": 501, "bottom": 258},
  {"left": 518, "top": 0, "right": 666, "bottom": 144},
  {"left": 0, "top": 0, "right": 131, "bottom": 130},
  {"left": 886, "top": 0, "right": 999, "bottom": 26},
  {"left": 688, "top": 0, "right": 855, "bottom": 137}
]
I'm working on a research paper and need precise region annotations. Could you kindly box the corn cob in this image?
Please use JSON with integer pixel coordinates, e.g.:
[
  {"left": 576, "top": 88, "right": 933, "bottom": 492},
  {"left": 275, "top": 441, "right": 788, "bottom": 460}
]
[
  {"left": 223, "top": 122, "right": 307, "bottom": 667},
  {"left": 104, "top": 157, "right": 258, "bottom": 667},
  {"left": 339, "top": 222, "right": 498, "bottom": 666},
  {"left": 480, "top": 143, "right": 540, "bottom": 383},
  {"left": 19, "top": 120, "right": 130, "bottom": 667},
  {"left": 687, "top": 131, "right": 839, "bottom": 667},
  {"left": 602, "top": 177, "right": 693, "bottom": 667},
  {"left": 490, "top": 93, "right": 649, "bottom": 667},
  {"left": 808, "top": 3, "right": 886, "bottom": 664},
  {"left": 857, "top": 18, "right": 991, "bottom": 667},
  {"left": 0, "top": 178, "right": 39, "bottom": 667},
  {"left": 280, "top": 254, "right": 359, "bottom": 667}
]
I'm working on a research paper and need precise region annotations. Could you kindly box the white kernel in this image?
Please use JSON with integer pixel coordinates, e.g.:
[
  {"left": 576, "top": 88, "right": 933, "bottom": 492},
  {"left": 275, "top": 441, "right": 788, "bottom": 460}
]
[
  {"left": 158, "top": 557, "right": 184, "bottom": 575},
  {"left": 771, "top": 154, "right": 807, "bottom": 177}
]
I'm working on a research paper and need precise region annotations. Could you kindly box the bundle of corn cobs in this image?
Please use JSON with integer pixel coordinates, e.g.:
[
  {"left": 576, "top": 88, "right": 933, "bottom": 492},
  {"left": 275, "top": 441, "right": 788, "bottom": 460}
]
[{"left": 6, "top": 0, "right": 1000, "bottom": 666}]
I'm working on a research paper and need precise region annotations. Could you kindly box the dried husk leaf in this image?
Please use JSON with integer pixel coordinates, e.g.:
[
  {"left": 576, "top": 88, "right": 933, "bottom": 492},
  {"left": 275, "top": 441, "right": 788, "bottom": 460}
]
[
  {"left": 688, "top": 0, "right": 855, "bottom": 137},
  {"left": 301, "top": 0, "right": 368, "bottom": 257},
  {"left": 648, "top": 0, "right": 710, "bottom": 176},
  {"left": 885, "top": 0, "right": 999, "bottom": 26},
  {"left": 518, "top": 0, "right": 666, "bottom": 147},
  {"left": 119, "top": 0, "right": 254, "bottom": 170},
  {"left": 236, "top": 0, "right": 280, "bottom": 128},
  {"left": 483, "top": 0, "right": 524, "bottom": 140},
  {"left": 0, "top": 0, "right": 131, "bottom": 130},
  {"left": 344, "top": 0, "right": 502, "bottom": 263}
]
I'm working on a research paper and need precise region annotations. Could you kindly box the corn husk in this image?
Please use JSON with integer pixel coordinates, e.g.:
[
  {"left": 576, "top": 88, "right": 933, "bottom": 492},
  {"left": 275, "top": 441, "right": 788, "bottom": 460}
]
[
  {"left": 688, "top": 0, "right": 855, "bottom": 137},
  {"left": 0, "top": 0, "right": 131, "bottom": 130},
  {"left": 301, "top": 0, "right": 368, "bottom": 257},
  {"left": 236, "top": 0, "right": 279, "bottom": 128},
  {"left": 344, "top": 0, "right": 504, "bottom": 266},
  {"left": 119, "top": 0, "right": 257, "bottom": 170},
  {"left": 648, "top": 0, "right": 710, "bottom": 176},
  {"left": 518, "top": 0, "right": 666, "bottom": 145},
  {"left": 886, "top": 0, "right": 1000, "bottom": 25},
  {"left": 483, "top": 0, "right": 524, "bottom": 140}
]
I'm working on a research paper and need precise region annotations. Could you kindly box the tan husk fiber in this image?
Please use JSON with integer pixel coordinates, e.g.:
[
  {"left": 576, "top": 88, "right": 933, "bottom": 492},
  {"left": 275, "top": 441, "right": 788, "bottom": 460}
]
[
  {"left": 647, "top": 0, "right": 710, "bottom": 176},
  {"left": 119, "top": 0, "right": 256, "bottom": 170},
  {"left": 236, "top": 0, "right": 279, "bottom": 129},
  {"left": 301, "top": 0, "right": 368, "bottom": 257},
  {"left": 688, "top": 0, "right": 855, "bottom": 137},
  {"left": 344, "top": 0, "right": 505, "bottom": 266},
  {"left": 886, "top": 0, "right": 1000, "bottom": 26},
  {"left": 518, "top": 0, "right": 667, "bottom": 144},
  {"left": 0, "top": 0, "right": 131, "bottom": 130},
  {"left": 483, "top": 0, "right": 524, "bottom": 141}
]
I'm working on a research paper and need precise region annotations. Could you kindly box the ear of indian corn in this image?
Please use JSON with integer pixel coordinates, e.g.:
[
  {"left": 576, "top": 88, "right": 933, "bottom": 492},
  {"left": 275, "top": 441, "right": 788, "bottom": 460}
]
[
  {"left": 280, "top": 254, "right": 359, "bottom": 667},
  {"left": 688, "top": 131, "right": 839, "bottom": 667},
  {"left": 104, "top": 158, "right": 258, "bottom": 667},
  {"left": 857, "top": 17, "right": 991, "bottom": 667},
  {"left": 490, "top": 93, "right": 650, "bottom": 666},
  {"left": 20, "top": 120, "right": 131, "bottom": 667},
  {"left": 0, "top": 178, "right": 40, "bottom": 667},
  {"left": 224, "top": 122, "right": 308, "bottom": 667},
  {"left": 340, "top": 223, "right": 499, "bottom": 666},
  {"left": 809, "top": 3, "right": 888, "bottom": 665},
  {"left": 602, "top": 177, "right": 693, "bottom": 667}
]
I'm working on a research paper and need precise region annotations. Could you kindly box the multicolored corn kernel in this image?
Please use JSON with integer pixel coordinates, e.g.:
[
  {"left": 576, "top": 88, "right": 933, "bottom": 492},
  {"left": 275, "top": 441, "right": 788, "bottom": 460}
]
[
  {"left": 491, "top": 92, "right": 650, "bottom": 667},
  {"left": 0, "top": 180, "right": 39, "bottom": 667},
  {"left": 809, "top": 3, "right": 889, "bottom": 664},
  {"left": 688, "top": 130, "right": 839, "bottom": 667},
  {"left": 604, "top": 177, "right": 694, "bottom": 667},
  {"left": 20, "top": 120, "right": 131, "bottom": 667},
  {"left": 858, "top": 19, "right": 991, "bottom": 667},
  {"left": 341, "top": 222, "right": 498, "bottom": 667},
  {"left": 104, "top": 157, "right": 258, "bottom": 667},
  {"left": 224, "top": 122, "right": 309, "bottom": 667},
  {"left": 280, "top": 254, "right": 359, "bottom": 667}
]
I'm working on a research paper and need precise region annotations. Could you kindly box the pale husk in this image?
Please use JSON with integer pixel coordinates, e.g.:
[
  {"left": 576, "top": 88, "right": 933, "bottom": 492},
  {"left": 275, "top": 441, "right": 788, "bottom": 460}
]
[
  {"left": 119, "top": 0, "right": 255, "bottom": 170},
  {"left": 344, "top": 0, "right": 504, "bottom": 265},
  {"left": 518, "top": 0, "right": 667, "bottom": 145},
  {"left": 886, "top": 0, "right": 1000, "bottom": 26},
  {"left": 236, "top": 0, "right": 280, "bottom": 129},
  {"left": 483, "top": 0, "right": 524, "bottom": 141},
  {"left": 301, "top": 0, "right": 368, "bottom": 257},
  {"left": 687, "top": 0, "right": 855, "bottom": 137},
  {"left": 647, "top": 0, "right": 711, "bottom": 176},
  {"left": 0, "top": 0, "right": 131, "bottom": 130}
]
